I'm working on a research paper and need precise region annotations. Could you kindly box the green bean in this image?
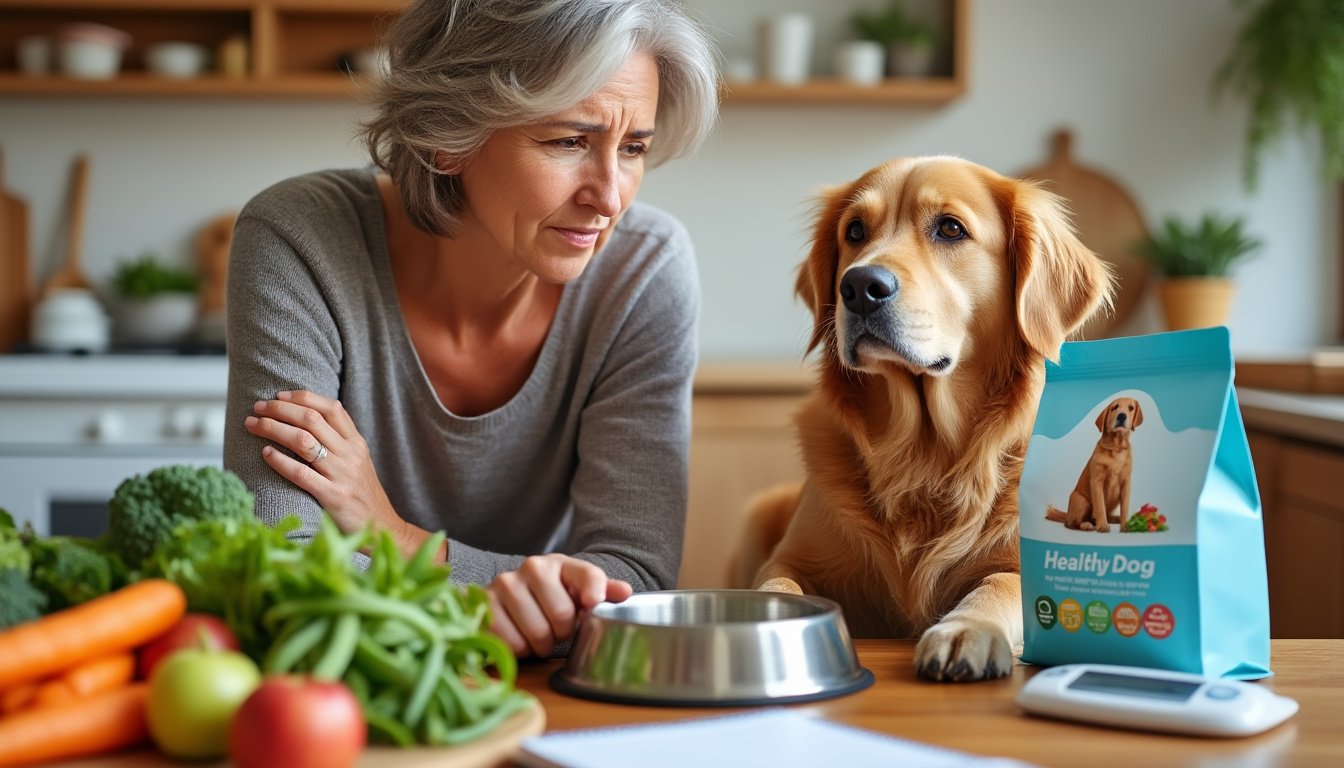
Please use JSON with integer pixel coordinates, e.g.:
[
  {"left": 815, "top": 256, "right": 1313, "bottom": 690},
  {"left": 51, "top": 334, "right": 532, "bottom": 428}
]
[
  {"left": 440, "top": 668, "right": 482, "bottom": 722},
  {"left": 402, "top": 637, "right": 445, "bottom": 728},
  {"left": 364, "top": 708, "right": 416, "bottom": 748},
  {"left": 434, "top": 685, "right": 459, "bottom": 727},
  {"left": 312, "top": 612, "right": 361, "bottom": 680},
  {"left": 405, "top": 530, "right": 446, "bottom": 582},
  {"left": 264, "top": 616, "right": 332, "bottom": 674},
  {"left": 369, "top": 618, "right": 422, "bottom": 648},
  {"left": 264, "top": 594, "right": 439, "bottom": 640},
  {"left": 352, "top": 632, "right": 414, "bottom": 687},
  {"left": 437, "top": 693, "right": 533, "bottom": 746}
]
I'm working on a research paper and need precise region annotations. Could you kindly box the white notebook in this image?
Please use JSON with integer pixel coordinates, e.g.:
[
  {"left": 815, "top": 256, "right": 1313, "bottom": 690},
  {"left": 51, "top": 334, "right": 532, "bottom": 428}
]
[{"left": 517, "top": 709, "right": 1037, "bottom": 768}]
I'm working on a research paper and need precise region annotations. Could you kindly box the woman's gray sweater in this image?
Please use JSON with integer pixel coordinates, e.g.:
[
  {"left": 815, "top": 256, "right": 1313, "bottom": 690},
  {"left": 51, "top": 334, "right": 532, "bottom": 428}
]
[{"left": 223, "top": 168, "right": 698, "bottom": 591}]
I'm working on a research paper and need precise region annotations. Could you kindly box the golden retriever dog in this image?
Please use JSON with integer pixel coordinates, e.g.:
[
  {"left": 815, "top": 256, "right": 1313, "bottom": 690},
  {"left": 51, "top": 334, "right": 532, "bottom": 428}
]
[
  {"left": 729, "top": 156, "right": 1113, "bottom": 682},
  {"left": 1045, "top": 397, "right": 1143, "bottom": 532}
]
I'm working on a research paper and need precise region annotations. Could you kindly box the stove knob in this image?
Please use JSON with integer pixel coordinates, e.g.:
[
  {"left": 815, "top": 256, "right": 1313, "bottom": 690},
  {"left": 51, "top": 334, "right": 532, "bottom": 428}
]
[
  {"left": 165, "top": 407, "right": 196, "bottom": 439},
  {"left": 89, "top": 410, "right": 125, "bottom": 443},
  {"left": 200, "top": 408, "right": 227, "bottom": 444}
]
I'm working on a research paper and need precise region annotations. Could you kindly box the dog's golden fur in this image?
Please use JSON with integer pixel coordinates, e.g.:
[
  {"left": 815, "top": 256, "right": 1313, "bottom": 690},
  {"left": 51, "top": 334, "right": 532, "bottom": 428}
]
[
  {"left": 729, "top": 156, "right": 1113, "bottom": 681},
  {"left": 1046, "top": 397, "right": 1143, "bottom": 532}
]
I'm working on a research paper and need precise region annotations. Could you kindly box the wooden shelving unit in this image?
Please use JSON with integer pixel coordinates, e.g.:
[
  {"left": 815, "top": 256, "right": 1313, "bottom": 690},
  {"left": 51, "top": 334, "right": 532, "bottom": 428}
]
[{"left": 0, "top": 0, "right": 969, "bottom": 104}]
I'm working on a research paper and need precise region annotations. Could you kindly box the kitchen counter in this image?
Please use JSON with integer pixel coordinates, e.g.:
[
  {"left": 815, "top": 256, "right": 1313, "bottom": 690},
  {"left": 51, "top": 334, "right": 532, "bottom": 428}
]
[
  {"left": 74, "top": 639, "right": 1344, "bottom": 767},
  {"left": 1237, "top": 386, "right": 1344, "bottom": 449}
]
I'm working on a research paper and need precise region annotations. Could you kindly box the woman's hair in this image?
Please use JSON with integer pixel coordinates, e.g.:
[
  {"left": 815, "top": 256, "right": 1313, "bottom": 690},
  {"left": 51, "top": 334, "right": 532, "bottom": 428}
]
[{"left": 360, "top": 0, "right": 720, "bottom": 236}]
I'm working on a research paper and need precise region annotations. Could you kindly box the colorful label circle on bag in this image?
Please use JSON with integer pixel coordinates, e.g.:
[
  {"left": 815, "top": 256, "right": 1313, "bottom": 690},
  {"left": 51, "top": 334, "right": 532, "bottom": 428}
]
[
  {"left": 1143, "top": 604, "right": 1175, "bottom": 639},
  {"left": 1085, "top": 600, "right": 1111, "bottom": 634},
  {"left": 1034, "top": 596, "right": 1058, "bottom": 630},
  {"left": 1113, "top": 602, "right": 1141, "bottom": 637},
  {"left": 1059, "top": 598, "right": 1083, "bottom": 633}
]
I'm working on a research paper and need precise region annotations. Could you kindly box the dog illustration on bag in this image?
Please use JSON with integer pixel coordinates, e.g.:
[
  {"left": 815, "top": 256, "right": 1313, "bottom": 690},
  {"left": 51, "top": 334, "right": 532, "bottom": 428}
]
[{"left": 1045, "top": 397, "right": 1143, "bottom": 532}]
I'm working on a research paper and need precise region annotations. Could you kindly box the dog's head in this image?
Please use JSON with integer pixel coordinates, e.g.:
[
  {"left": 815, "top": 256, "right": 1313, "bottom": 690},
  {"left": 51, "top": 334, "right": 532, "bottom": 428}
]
[
  {"left": 1096, "top": 397, "right": 1143, "bottom": 434},
  {"left": 797, "top": 156, "right": 1113, "bottom": 378}
]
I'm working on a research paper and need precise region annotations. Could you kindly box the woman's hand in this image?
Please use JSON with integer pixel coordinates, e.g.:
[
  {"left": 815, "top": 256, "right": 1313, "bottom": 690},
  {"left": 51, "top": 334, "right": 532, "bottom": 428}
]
[
  {"left": 486, "top": 554, "right": 633, "bottom": 658},
  {"left": 245, "top": 390, "right": 403, "bottom": 539}
]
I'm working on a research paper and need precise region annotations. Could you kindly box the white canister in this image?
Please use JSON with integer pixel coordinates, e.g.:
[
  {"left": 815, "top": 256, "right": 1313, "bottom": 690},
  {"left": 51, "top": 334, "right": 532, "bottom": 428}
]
[
  {"left": 757, "top": 13, "right": 814, "bottom": 85},
  {"left": 834, "top": 40, "right": 885, "bottom": 86}
]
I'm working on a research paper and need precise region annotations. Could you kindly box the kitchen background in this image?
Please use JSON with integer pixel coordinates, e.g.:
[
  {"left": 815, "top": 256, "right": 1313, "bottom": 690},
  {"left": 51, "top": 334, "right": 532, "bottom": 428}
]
[
  {"left": 1, "top": 0, "right": 1336, "bottom": 361},
  {"left": 4, "top": 0, "right": 1344, "bottom": 599}
]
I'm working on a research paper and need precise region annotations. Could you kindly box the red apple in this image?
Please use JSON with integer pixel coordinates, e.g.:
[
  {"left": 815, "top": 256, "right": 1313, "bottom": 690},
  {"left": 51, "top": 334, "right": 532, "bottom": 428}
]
[
  {"left": 139, "top": 613, "right": 240, "bottom": 680},
  {"left": 229, "top": 675, "right": 367, "bottom": 768}
]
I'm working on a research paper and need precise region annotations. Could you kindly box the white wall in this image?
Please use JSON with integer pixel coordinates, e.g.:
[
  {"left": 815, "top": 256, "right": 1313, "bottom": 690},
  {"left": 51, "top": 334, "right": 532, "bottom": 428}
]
[{"left": 1, "top": 0, "right": 1336, "bottom": 362}]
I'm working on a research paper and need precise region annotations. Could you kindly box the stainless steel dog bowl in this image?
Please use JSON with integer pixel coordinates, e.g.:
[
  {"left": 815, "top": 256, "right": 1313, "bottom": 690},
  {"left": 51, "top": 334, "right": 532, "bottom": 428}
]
[{"left": 552, "top": 589, "right": 873, "bottom": 706}]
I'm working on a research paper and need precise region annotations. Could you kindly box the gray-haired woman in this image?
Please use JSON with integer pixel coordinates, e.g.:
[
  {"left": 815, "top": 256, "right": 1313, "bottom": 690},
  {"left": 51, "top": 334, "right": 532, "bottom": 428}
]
[{"left": 224, "top": 0, "right": 719, "bottom": 657}]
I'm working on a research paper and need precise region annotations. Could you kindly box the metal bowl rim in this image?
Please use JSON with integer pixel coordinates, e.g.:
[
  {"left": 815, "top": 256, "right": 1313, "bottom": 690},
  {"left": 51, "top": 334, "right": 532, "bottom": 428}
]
[{"left": 586, "top": 589, "right": 847, "bottom": 628}]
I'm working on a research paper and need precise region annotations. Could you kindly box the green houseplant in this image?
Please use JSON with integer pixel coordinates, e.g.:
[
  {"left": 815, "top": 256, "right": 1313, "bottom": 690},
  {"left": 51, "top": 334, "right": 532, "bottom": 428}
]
[
  {"left": 1216, "top": 0, "right": 1344, "bottom": 188},
  {"left": 849, "top": 1, "right": 935, "bottom": 77},
  {"left": 110, "top": 253, "right": 200, "bottom": 345},
  {"left": 1135, "top": 213, "right": 1263, "bottom": 330}
]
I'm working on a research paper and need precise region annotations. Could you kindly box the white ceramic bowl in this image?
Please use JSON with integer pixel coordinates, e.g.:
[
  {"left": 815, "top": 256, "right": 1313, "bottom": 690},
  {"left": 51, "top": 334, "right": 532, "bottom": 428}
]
[
  {"left": 115, "top": 294, "right": 199, "bottom": 345},
  {"left": 553, "top": 590, "right": 873, "bottom": 706},
  {"left": 145, "top": 42, "right": 209, "bottom": 79},
  {"left": 56, "top": 23, "right": 130, "bottom": 80}
]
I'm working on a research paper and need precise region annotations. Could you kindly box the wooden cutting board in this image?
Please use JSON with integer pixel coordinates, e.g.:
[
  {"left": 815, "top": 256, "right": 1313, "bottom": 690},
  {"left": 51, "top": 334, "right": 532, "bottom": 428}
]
[
  {"left": 65, "top": 696, "right": 545, "bottom": 768},
  {"left": 1017, "top": 130, "right": 1150, "bottom": 340},
  {"left": 0, "top": 148, "right": 32, "bottom": 353}
]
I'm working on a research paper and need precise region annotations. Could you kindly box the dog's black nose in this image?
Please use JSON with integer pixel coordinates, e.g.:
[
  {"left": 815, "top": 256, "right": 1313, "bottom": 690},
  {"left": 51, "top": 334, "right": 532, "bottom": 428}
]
[
  {"left": 839, "top": 266, "right": 899, "bottom": 316},
  {"left": 1116, "top": 412, "right": 1127, "bottom": 426}
]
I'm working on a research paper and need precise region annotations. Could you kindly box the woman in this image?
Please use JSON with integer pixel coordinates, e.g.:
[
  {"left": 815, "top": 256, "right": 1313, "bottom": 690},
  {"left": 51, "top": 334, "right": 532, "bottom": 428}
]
[{"left": 223, "top": 0, "right": 718, "bottom": 658}]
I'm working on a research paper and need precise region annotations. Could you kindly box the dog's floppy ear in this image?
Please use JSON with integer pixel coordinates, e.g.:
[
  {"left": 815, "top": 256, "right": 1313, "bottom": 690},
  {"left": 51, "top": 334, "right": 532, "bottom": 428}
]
[
  {"left": 796, "top": 184, "right": 852, "bottom": 354},
  {"left": 1095, "top": 406, "right": 1108, "bottom": 433},
  {"left": 1132, "top": 401, "right": 1144, "bottom": 429},
  {"left": 1007, "top": 181, "right": 1115, "bottom": 361}
]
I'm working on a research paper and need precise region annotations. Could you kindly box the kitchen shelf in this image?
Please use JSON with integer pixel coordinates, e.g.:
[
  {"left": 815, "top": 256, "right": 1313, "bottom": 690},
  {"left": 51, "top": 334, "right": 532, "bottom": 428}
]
[{"left": 0, "top": 0, "right": 969, "bottom": 104}]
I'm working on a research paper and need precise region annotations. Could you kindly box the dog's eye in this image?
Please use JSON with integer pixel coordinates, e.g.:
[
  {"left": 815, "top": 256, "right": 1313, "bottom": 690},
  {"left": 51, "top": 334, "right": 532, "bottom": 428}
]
[
  {"left": 844, "top": 218, "right": 866, "bottom": 244},
  {"left": 935, "top": 216, "right": 966, "bottom": 240}
]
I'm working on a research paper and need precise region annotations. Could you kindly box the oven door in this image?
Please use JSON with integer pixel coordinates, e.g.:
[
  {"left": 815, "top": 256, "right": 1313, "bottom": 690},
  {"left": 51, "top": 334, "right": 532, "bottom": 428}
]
[{"left": 0, "top": 448, "right": 221, "bottom": 537}]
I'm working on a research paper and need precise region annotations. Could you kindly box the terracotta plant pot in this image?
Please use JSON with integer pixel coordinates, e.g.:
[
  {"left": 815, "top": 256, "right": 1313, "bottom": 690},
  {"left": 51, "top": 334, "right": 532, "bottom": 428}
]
[{"left": 1158, "top": 277, "right": 1234, "bottom": 331}]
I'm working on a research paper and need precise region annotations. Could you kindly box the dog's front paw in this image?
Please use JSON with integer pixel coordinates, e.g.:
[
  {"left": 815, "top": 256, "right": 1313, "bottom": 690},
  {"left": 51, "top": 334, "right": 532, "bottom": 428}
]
[
  {"left": 914, "top": 617, "right": 1014, "bottom": 682},
  {"left": 755, "top": 576, "right": 803, "bottom": 595}
]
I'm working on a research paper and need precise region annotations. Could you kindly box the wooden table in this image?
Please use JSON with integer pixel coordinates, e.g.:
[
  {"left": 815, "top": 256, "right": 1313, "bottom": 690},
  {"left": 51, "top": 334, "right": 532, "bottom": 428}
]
[{"left": 519, "top": 639, "right": 1343, "bottom": 767}]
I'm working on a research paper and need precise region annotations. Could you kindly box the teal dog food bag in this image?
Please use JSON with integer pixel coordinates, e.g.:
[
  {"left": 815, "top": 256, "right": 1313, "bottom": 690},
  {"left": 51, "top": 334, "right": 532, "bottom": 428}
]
[{"left": 1018, "top": 327, "right": 1271, "bottom": 679}]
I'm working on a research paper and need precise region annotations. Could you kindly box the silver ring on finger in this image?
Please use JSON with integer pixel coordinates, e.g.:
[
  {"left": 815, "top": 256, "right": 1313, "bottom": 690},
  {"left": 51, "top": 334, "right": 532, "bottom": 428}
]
[{"left": 310, "top": 442, "right": 329, "bottom": 463}]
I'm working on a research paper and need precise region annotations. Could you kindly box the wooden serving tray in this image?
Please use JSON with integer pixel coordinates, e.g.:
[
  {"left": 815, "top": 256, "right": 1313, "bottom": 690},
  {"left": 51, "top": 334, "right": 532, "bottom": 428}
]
[{"left": 64, "top": 697, "right": 545, "bottom": 768}]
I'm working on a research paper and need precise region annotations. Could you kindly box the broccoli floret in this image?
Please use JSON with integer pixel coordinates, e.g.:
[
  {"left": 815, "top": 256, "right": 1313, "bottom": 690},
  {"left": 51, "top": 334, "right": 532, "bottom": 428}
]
[
  {"left": 0, "top": 568, "right": 46, "bottom": 628},
  {"left": 28, "top": 537, "right": 115, "bottom": 611},
  {"left": 108, "top": 464, "right": 255, "bottom": 568}
]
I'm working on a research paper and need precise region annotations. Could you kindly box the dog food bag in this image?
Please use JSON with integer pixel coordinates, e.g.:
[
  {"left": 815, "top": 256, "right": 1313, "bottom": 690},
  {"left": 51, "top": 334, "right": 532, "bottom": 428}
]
[{"left": 1018, "top": 327, "right": 1271, "bottom": 679}]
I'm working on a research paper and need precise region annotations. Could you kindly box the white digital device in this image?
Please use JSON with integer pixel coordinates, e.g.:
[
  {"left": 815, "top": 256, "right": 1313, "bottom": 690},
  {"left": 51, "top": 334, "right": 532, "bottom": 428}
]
[{"left": 1016, "top": 663, "right": 1298, "bottom": 737}]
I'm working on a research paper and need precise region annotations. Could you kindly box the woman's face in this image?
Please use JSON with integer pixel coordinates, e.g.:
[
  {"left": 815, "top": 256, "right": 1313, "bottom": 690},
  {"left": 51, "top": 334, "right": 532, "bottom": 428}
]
[{"left": 455, "top": 51, "right": 660, "bottom": 284}]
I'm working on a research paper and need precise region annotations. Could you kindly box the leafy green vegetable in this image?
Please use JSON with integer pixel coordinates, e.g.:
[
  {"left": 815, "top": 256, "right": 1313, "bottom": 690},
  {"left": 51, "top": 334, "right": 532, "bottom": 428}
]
[
  {"left": 0, "top": 568, "right": 46, "bottom": 628},
  {"left": 0, "top": 509, "right": 31, "bottom": 576},
  {"left": 28, "top": 536, "right": 116, "bottom": 611},
  {"left": 149, "top": 514, "right": 531, "bottom": 747},
  {"left": 108, "top": 464, "right": 255, "bottom": 569}
]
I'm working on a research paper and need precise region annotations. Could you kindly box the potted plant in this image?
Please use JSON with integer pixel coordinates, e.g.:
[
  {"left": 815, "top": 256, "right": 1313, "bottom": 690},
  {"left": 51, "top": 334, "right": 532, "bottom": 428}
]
[
  {"left": 1216, "top": 0, "right": 1344, "bottom": 189},
  {"left": 1134, "top": 213, "right": 1263, "bottom": 331},
  {"left": 849, "top": 1, "right": 936, "bottom": 78},
  {"left": 110, "top": 253, "right": 200, "bottom": 345}
]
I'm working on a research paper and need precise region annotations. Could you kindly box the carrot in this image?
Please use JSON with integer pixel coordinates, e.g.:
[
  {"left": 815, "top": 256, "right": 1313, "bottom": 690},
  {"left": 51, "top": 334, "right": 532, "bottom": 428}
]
[
  {"left": 0, "top": 683, "right": 149, "bottom": 767},
  {"left": 30, "top": 652, "right": 137, "bottom": 710},
  {"left": 0, "top": 579, "right": 186, "bottom": 691},
  {"left": 0, "top": 683, "right": 36, "bottom": 715}
]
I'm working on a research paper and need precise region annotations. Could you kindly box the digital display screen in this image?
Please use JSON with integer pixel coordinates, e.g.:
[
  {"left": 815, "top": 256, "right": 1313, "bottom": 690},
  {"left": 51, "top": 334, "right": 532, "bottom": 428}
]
[{"left": 1067, "top": 671, "right": 1201, "bottom": 702}]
